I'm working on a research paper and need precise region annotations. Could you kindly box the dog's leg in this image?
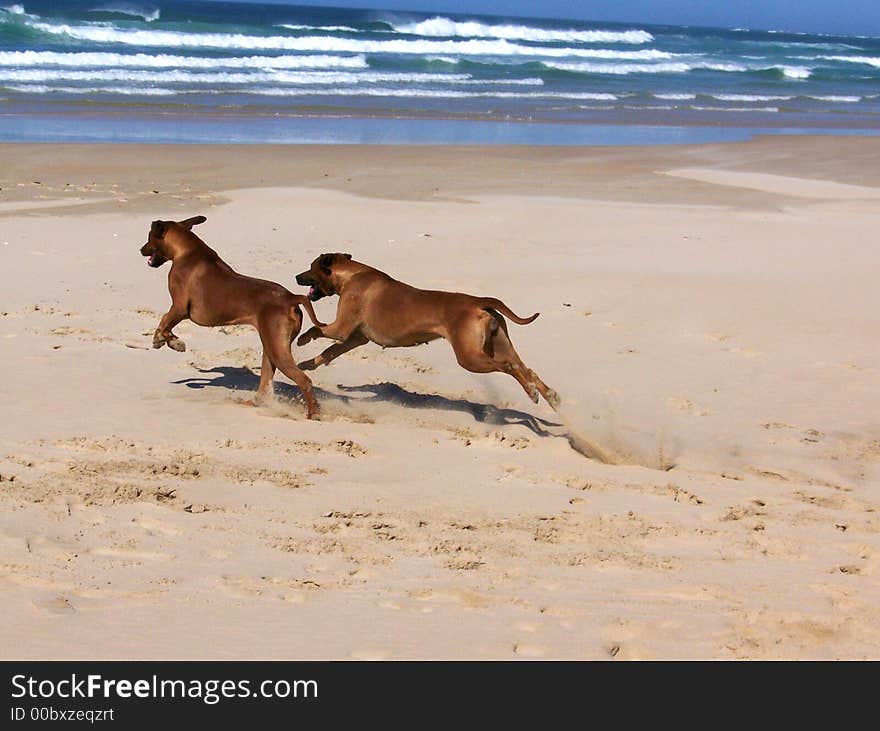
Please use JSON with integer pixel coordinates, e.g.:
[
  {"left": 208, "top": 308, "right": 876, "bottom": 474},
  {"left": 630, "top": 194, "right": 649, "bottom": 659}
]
[
  {"left": 298, "top": 333, "right": 368, "bottom": 371},
  {"left": 259, "top": 309, "right": 319, "bottom": 419},
  {"left": 486, "top": 316, "right": 559, "bottom": 409},
  {"left": 297, "top": 325, "right": 323, "bottom": 347},
  {"left": 297, "top": 298, "right": 361, "bottom": 347},
  {"left": 255, "top": 349, "right": 276, "bottom": 404},
  {"left": 448, "top": 312, "right": 503, "bottom": 376},
  {"left": 450, "top": 311, "right": 558, "bottom": 408},
  {"left": 153, "top": 308, "right": 187, "bottom": 352},
  {"left": 297, "top": 320, "right": 355, "bottom": 347},
  {"left": 528, "top": 370, "right": 561, "bottom": 410}
]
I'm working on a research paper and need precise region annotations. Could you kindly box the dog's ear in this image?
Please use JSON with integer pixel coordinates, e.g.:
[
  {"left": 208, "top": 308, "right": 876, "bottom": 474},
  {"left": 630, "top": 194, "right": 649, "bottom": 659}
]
[
  {"left": 342, "top": 253, "right": 352, "bottom": 260},
  {"left": 150, "top": 220, "right": 166, "bottom": 238},
  {"left": 319, "top": 253, "right": 334, "bottom": 274},
  {"left": 179, "top": 215, "right": 207, "bottom": 231}
]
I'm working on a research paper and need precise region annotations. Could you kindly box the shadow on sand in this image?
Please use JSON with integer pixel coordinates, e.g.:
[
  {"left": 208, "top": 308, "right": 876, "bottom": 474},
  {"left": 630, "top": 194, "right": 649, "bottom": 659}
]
[{"left": 173, "top": 366, "right": 561, "bottom": 437}]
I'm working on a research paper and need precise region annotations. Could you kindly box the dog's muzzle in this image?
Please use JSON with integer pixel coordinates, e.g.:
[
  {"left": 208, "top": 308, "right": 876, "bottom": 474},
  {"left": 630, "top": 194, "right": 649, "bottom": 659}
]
[{"left": 296, "top": 272, "right": 325, "bottom": 300}]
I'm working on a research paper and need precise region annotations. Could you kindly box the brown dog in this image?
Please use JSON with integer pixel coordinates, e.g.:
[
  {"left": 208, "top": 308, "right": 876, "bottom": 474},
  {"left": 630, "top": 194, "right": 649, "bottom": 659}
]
[
  {"left": 140, "top": 216, "right": 324, "bottom": 418},
  {"left": 295, "top": 254, "right": 559, "bottom": 409}
]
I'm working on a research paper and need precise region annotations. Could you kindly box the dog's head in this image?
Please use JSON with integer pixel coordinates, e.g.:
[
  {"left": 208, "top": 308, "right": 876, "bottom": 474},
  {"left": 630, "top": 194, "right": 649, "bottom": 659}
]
[
  {"left": 295, "top": 252, "right": 352, "bottom": 301},
  {"left": 140, "top": 215, "right": 206, "bottom": 268}
]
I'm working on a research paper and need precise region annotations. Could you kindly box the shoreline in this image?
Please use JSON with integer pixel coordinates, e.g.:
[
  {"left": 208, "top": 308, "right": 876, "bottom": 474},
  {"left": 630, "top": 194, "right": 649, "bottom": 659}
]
[
  {"left": 3, "top": 135, "right": 880, "bottom": 214},
  {"left": 2, "top": 101, "right": 880, "bottom": 146}
]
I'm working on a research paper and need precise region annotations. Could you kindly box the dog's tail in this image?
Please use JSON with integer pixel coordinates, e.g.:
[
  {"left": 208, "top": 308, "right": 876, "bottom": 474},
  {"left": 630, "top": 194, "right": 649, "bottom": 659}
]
[
  {"left": 292, "top": 296, "right": 327, "bottom": 328},
  {"left": 478, "top": 298, "right": 539, "bottom": 325}
]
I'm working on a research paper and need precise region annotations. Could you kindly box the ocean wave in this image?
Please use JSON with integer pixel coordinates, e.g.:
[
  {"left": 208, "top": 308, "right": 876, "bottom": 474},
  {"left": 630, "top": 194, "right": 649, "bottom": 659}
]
[
  {"left": 0, "top": 83, "right": 617, "bottom": 100},
  {"left": 807, "top": 94, "right": 860, "bottom": 102},
  {"left": 691, "top": 105, "right": 779, "bottom": 112},
  {"left": 535, "top": 48, "right": 675, "bottom": 60},
  {"left": 546, "top": 59, "right": 814, "bottom": 78},
  {"left": 0, "top": 3, "right": 37, "bottom": 21},
  {"left": 277, "top": 24, "right": 360, "bottom": 33},
  {"left": 654, "top": 92, "right": 861, "bottom": 103},
  {"left": 0, "top": 65, "right": 546, "bottom": 87},
  {"left": 0, "top": 50, "right": 369, "bottom": 69},
  {"left": 392, "top": 16, "right": 653, "bottom": 44},
  {"left": 247, "top": 88, "right": 621, "bottom": 99},
  {"left": 25, "top": 20, "right": 657, "bottom": 58},
  {"left": 544, "top": 60, "right": 747, "bottom": 75},
  {"left": 742, "top": 39, "right": 861, "bottom": 51},
  {"left": 1, "top": 69, "right": 486, "bottom": 85},
  {"left": 712, "top": 93, "right": 791, "bottom": 101},
  {"left": 4, "top": 84, "right": 176, "bottom": 95},
  {"left": 820, "top": 55, "right": 880, "bottom": 68},
  {"left": 778, "top": 65, "right": 811, "bottom": 79},
  {"left": 89, "top": 4, "right": 160, "bottom": 22}
]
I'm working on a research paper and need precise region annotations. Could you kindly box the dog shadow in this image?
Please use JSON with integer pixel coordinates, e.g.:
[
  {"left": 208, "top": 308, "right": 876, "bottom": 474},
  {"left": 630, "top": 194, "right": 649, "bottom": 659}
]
[{"left": 173, "top": 367, "right": 561, "bottom": 437}]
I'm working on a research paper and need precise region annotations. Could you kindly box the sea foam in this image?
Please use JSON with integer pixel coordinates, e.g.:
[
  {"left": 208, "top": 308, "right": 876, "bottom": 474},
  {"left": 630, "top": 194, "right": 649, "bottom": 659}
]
[
  {"left": 392, "top": 16, "right": 653, "bottom": 44},
  {"left": 0, "top": 50, "right": 369, "bottom": 69},
  {"left": 27, "top": 21, "right": 655, "bottom": 59}
]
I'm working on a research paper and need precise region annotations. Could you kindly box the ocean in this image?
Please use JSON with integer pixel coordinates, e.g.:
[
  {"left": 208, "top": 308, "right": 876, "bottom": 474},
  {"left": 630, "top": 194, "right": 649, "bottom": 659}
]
[{"left": 1, "top": 0, "right": 879, "bottom": 144}]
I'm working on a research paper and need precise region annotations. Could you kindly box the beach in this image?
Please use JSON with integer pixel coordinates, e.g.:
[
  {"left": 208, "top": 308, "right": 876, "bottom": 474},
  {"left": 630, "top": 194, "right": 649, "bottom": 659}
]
[{"left": 1, "top": 137, "right": 878, "bottom": 659}]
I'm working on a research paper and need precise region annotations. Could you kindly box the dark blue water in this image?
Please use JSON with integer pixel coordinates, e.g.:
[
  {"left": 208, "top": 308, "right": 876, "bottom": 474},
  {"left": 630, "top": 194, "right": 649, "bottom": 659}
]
[{"left": 1, "top": 0, "right": 878, "bottom": 143}]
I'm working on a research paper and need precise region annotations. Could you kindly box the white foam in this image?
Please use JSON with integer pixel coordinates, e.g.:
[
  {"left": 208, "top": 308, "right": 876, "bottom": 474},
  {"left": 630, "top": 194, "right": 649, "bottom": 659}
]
[
  {"left": 653, "top": 93, "right": 696, "bottom": 100},
  {"left": 820, "top": 54, "right": 880, "bottom": 68},
  {"left": 0, "top": 50, "right": 369, "bottom": 70},
  {"left": 544, "top": 48, "right": 675, "bottom": 60},
  {"left": 691, "top": 105, "right": 779, "bottom": 112},
  {"left": 27, "top": 21, "right": 655, "bottom": 59},
  {"left": 0, "top": 69, "right": 481, "bottom": 85},
  {"left": 545, "top": 60, "right": 747, "bottom": 75},
  {"left": 1, "top": 3, "right": 26, "bottom": 14},
  {"left": 5, "top": 84, "right": 176, "bottom": 95},
  {"left": 808, "top": 94, "right": 861, "bottom": 102},
  {"left": 244, "top": 87, "right": 619, "bottom": 100},
  {"left": 278, "top": 24, "right": 360, "bottom": 33},
  {"left": 712, "top": 93, "right": 791, "bottom": 101},
  {"left": 393, "top": 16, "right": 653, "bottom": 44},
  {"left": 779, "top": 65, "right": 811, "bottom": 79},
  {"left": 3, "top": 84, "right": 616, "bottom": 100}
]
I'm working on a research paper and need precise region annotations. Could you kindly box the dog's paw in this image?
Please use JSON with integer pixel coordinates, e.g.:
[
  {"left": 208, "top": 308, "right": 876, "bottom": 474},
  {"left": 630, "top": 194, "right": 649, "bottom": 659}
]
[
  {"left": 168, "top": 338, "right": 186, "bottom": 353},
  {"left": 152, "top": 335, "right": 166, "bottom": 349},
  {"left": 546, "top": 389, "right": 561, "bottom": 410},
  {"left": 254, "top": 390, "right": 274, "bottom": 406},
  {"left": 297, "top": 326, "right": 320, "bottom": 347},
  {"left": 297, "top": 358, "right": 318, "bottom": 371}
]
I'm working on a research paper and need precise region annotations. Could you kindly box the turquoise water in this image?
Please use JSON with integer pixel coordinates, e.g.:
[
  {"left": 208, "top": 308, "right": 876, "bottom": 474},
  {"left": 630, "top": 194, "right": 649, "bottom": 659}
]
[{"left": 1, "top": 1, "right": 878, "bottom": 143}]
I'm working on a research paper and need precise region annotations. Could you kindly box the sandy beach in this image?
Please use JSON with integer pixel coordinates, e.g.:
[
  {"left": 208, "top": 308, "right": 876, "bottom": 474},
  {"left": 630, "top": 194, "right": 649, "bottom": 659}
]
[{"left": 1, "top": 137, "right": 878, "bottom": 659}]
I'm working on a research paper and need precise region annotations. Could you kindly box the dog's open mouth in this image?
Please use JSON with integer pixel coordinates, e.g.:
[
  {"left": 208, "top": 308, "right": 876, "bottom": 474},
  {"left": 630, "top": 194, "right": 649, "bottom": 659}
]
[
  {"left": 308, "top": 284, "right": 325, "bottom": 301},
  {"left": 147, "top": 252, "right": 164, "bottom": 268}
]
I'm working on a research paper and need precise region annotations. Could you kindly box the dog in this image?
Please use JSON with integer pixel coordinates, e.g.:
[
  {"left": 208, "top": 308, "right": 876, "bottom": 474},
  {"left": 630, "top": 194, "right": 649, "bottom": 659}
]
[
  {"left": 294, "top": 253, "right": 559, "bottom": 409},
  {"left": 140, "top": 215, "right": 324, "bottom": 418}
]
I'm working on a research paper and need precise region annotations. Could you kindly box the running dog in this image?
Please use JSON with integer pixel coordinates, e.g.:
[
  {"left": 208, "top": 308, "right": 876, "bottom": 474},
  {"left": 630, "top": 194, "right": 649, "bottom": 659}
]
[
  {"left": 140, "top": 216, "right": 324, "bottom": 418},
  {"left": 294, "top": 253, "right": 559, "bottom": 409}
]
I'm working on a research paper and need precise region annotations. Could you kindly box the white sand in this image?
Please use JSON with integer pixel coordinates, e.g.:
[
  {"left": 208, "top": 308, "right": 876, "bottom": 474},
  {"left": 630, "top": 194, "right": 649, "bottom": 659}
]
[{"left": 1, "top": 140, "right": 879, "bottom": 659}]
